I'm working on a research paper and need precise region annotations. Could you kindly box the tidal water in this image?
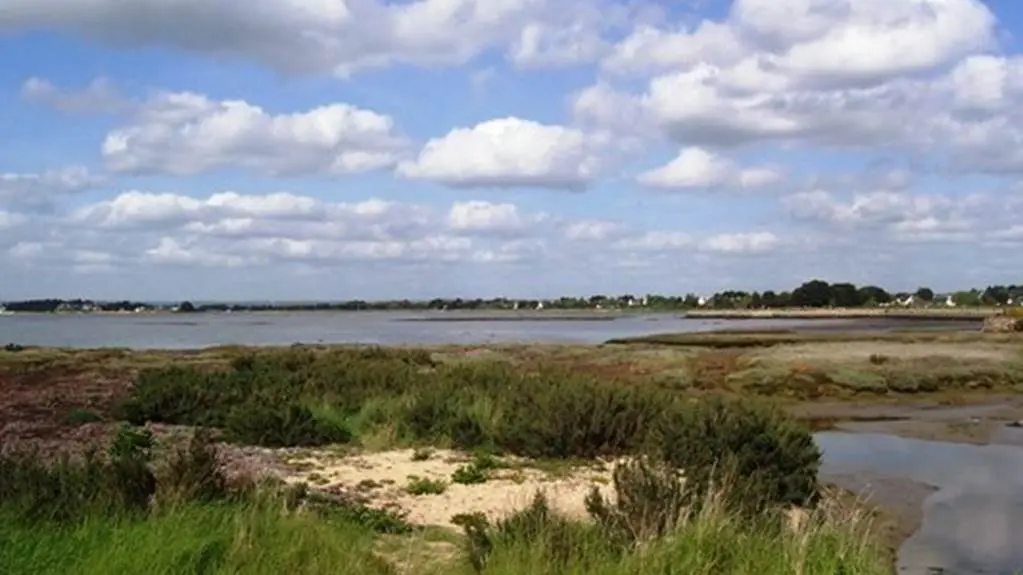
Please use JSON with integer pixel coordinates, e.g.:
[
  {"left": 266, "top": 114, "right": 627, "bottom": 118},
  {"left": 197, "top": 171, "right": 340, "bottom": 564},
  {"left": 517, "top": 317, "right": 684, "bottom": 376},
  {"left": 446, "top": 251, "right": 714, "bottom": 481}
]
[
  {"left": 0, "top": 311, "right": 837, "bottom": 349},
  {"left": 818, "top": 432, "right": 1023, "bottom": 575}
]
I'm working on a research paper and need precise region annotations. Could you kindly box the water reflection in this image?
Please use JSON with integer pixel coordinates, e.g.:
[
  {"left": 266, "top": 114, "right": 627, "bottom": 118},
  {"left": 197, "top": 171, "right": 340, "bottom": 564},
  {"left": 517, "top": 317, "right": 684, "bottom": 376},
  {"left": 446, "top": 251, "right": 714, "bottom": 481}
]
[{"left": 817, "top": 432, "right": 1023, "bottom": 574}]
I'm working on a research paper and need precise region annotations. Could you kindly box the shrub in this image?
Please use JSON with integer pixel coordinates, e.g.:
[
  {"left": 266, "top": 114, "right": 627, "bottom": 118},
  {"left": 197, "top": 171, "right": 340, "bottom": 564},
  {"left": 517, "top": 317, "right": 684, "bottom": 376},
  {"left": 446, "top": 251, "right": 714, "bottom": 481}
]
[
  {"left": 224, "top": 403, "right": 352, "bottom": 447},
  {"left": 0, "top": 426, "right": 156, "bottom": 523},
  {"left": 649, "top": 397, "right": 821, "bottom": 513},
  {"left": 494, "top": 373, "right": 668, "bottom": 459},
  {"left": 452, "top": 463, "right": 488, "bottom": 485},
  {"left": 453, "top": 492, "right": 615, "bottom": 574},
  {"left": 405, "top": 475, "right": 447, "bottom": 495},
  {"left": 155, "top": 428, "right": 229, "bottom": 506},
  {"left": 585, "top": 456, "right": 688, "bottom": 545}
]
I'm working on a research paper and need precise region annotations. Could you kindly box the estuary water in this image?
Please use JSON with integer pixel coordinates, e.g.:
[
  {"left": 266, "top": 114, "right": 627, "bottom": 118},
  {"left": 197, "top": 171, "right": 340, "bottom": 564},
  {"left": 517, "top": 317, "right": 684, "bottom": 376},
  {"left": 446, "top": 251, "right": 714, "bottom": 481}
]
[
  {"left": 818, "top": 432, "right": 1023, "bottom": 575},
  {"left": 0, "top": 311, "right": 839, "bottom": 349}
]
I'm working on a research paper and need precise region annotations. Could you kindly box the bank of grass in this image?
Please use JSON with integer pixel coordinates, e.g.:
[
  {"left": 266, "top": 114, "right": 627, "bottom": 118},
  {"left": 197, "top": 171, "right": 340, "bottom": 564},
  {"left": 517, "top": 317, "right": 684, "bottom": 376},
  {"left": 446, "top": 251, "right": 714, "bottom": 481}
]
[{"left": 0, "top": 428, "right": 888, "bottom": 575}]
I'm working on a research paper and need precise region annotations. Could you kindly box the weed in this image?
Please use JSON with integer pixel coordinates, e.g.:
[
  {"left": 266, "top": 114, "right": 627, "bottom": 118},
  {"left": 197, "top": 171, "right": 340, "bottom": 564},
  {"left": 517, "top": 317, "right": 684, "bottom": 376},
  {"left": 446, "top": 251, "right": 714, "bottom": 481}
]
[
  {"left": 65, "top": 408, "right": 103, "bottom": 425},
  {"left": 411, "top": 447, "right": 433, "bottom": 461},
  {"left": 405, "top": 475, "right": 447, "bottom": 495},
  {"left": 452, "top": 463, "right": 488, "bottom": 485}
]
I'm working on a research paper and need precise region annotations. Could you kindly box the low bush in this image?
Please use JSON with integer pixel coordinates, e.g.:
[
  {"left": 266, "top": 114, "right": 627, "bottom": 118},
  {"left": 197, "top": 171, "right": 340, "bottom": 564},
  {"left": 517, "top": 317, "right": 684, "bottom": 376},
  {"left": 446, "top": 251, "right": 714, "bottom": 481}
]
[
  {"left": 0, "top": 426, "right": 157, "bottom": 523},
  {"left": 585, "top": 456, "right": 688, "bottom": 545},
  {"left": 405, "top": 476, "right": 447, "bottom": 495},
  {"left": 155, "top": 429, "right": 229, "bottom": 507},
  {"left": 650, "top": 397, "right": 821, "bottom": 513}
]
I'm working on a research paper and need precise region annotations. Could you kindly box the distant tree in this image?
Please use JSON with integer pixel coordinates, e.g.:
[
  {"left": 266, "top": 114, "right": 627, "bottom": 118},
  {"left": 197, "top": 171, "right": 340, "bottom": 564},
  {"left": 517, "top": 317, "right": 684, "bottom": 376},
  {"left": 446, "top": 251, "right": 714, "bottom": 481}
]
[
  {"left": 914, "top": 287, "right": 935, "bottom": 302},
  {"left": 828, "top": 282, "right": 862, "bottom": 307},
  {"left": 177, "top": 301, "right": 196, "bottom": 313},
  {"left": 791, "top": 280, "right": 831, "bottom": 308},
  {"left": 982, "top": 285, "right": 1011, "bottom": 305},
  {"left": 856, "top": 285, "right": 892, "bottom": 306},
  {"left": 953, "top": 290, "right": 982, "bottom": 307}
]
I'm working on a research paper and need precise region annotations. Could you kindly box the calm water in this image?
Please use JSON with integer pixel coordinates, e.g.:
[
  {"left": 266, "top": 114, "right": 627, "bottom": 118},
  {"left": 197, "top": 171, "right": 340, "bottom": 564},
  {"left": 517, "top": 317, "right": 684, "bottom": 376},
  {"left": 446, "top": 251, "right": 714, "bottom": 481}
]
[
  {"left": 818, "top": 432, "right": 1023, "bottom": 575},
  {"left": 0, "top": 312, "right": 839, "bottom": 349}
]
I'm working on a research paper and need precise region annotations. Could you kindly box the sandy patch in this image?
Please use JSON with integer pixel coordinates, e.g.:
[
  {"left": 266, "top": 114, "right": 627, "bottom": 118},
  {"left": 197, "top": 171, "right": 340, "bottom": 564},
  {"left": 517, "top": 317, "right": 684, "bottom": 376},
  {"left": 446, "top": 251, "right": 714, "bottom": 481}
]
[
  {"left": 281, "top": 449, "right": 616, "bottom": 529},
  {"left": 756, "top": 342, "right": 1017, "bottom": 363}
]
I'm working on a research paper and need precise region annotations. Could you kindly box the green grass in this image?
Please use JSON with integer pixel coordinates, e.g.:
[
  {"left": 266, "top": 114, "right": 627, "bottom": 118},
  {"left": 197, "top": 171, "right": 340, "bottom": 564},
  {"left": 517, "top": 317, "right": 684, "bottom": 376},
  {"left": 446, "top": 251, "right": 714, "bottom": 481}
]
[{"left": 0, "top": 502, "right": 396, "bottom": 575}]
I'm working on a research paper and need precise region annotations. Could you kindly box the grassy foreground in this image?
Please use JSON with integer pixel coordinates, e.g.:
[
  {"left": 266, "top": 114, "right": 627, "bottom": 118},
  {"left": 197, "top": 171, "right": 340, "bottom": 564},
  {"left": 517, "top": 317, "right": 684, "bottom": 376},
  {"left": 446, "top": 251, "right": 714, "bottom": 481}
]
[
  {"left": 0, "top": 429, "right": 888, "bottom": 575},
  {"left": 0, "top": 340, "right": 908, "bottom": 574}
]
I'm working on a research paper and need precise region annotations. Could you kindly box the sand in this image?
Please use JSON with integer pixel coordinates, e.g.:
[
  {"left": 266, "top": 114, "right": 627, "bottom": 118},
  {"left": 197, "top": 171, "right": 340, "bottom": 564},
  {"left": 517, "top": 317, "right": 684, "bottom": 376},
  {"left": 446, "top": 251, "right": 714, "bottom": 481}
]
[{"left": 280, "top": 449, "right": 617, "bottom": 529}]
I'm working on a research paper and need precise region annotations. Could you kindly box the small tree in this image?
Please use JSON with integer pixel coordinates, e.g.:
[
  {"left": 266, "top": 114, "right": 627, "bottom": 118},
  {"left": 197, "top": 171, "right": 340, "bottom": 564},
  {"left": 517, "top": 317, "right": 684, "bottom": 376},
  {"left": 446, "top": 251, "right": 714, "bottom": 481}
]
[
  {"left": 914, "top": 287, "right": 934, "bottom": 302},
  {"left": 177, "top": 301, "right": 196, "bottom": 313}
]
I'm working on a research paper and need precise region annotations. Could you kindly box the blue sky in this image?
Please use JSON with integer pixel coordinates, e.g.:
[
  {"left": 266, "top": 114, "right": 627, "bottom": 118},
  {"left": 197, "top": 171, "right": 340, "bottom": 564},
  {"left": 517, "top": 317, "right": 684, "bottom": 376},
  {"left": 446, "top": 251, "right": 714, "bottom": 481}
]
[{"left": 1, "top": 0, "right": 1021, "bottom": 301}]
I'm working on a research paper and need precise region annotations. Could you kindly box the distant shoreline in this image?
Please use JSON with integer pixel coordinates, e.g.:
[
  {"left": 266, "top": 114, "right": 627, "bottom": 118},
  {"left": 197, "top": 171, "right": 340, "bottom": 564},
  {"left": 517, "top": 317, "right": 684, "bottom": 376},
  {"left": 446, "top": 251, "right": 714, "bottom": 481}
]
[{"left": 683, "top": 308, "right": 996, "bottom": 321}]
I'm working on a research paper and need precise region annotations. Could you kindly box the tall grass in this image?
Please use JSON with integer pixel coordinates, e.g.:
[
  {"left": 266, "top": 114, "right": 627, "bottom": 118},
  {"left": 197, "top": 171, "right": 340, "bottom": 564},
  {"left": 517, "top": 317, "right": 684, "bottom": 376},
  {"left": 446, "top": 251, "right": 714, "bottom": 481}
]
[
  {"left": 452, "top": 477, "right": 888, "bottom": 575},
  {"left": 0, "top": 501, "right": 397, "bottom": 575}
]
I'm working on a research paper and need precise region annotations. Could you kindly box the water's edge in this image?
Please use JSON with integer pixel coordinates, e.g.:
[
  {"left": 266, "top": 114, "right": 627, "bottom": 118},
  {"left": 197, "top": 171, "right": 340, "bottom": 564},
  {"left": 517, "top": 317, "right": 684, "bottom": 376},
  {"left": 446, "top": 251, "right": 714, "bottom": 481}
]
[{"left": 817, "top": 432, "right": 1023, "bottom": 575}]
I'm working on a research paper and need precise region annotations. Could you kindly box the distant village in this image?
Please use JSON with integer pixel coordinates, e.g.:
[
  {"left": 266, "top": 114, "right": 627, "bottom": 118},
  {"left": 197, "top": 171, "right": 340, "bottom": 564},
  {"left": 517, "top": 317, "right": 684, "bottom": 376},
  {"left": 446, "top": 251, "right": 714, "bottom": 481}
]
[{"left": 1, "top": 280, "right": 1021, "bottom": 315}]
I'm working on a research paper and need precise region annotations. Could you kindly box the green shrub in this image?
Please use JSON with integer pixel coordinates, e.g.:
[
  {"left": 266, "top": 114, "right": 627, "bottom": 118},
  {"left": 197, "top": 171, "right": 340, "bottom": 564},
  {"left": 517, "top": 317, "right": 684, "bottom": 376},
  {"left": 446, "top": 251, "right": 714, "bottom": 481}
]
[
  {"left": 0, "top": 426, "right": 156, "bottom": 523},
  {"left": 453, "top": 492, "right": 616, "bottom": 574},
  {"left": 410, "top": 448, "right": 433, "bottom": 461},
  {"left": 649, "top": 397, "right": 821, "bottom": 513},
  {"left": 405, "top": 475, "right": 447, "bottom": 495},
  {"left": 155, "top": 429, "right": 229, "bottom": 506},
  {"left": 494, "top": 373, "right": 668, "bottom": 459},
  {"left": 65, "top": 408, "right": 104, "bottom": 425},
  {"left": 452, "top": 463, "right": 489, "bottom": 485},
  {"left": 585, "top": 456, "right": 688, "bottom": 545},
  {"left": 224, "top": 403, "right": 352, "bottom": 447}
]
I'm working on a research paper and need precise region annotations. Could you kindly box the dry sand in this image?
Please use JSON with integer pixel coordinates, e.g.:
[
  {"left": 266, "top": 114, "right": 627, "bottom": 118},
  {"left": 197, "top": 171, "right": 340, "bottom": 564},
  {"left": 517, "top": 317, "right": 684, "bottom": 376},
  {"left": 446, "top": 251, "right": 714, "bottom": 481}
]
[{"left": 279, "top": 449, "right": 617, "bottom": 529}]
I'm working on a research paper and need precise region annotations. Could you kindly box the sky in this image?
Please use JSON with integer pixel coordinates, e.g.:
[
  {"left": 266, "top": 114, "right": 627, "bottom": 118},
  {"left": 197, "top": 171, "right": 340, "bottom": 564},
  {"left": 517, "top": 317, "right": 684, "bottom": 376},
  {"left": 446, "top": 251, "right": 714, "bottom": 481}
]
[{"left": 1, "top": 0, "right": 1022, "bottom": 301}]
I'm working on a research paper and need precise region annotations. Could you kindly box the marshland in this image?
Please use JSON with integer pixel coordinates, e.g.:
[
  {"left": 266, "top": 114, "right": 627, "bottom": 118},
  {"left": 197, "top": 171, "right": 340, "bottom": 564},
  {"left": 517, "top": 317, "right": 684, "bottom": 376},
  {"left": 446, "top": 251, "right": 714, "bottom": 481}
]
[{"left": 2, "top": 321, "right": 1023, "bottom": 574}]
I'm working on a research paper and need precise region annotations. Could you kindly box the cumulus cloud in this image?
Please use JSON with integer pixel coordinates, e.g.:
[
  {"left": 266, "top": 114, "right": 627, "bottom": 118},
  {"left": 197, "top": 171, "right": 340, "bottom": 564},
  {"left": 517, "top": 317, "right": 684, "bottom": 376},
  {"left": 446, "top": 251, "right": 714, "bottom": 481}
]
[
  {"left": 0, "top": 166, "right": 104, "bottom": 212},
  {"left": 781, "top": 187, "right": 1012, "bottom": 244},
  {"left": 573, "top": 0, "right": 1023, "bottom": 174},
  {"left": 20, "top": 77, "right": 128, "bottom": 114},
  {"left": 397, "top": 117, "right": 604, "bottom": 190},
  {"left": 0, "top": 0, "right": 641, "bottom": 76},
  {"left": 637, "top": 147, "right": 783, "bottom": 190},
  {"left": 101, "top": 92, "right": 407, "bottom": 176}
]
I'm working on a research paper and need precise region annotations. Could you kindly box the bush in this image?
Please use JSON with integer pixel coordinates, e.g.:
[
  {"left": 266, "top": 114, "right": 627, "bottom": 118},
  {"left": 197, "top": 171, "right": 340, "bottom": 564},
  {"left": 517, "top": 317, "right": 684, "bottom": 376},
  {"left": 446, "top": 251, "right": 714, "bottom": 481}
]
[
  {"left": 494, "top": 373, "right": 669, "bottom": 459},
  {"left": 453, "top": 492, "right": 616, "bottom": 574},
  {"left": 585, "top": 456, "right": 688, "bottom": 545},
  {"left": 649, "top": 397, "right": 821, "bottom": 513},
  {"left": 0, "top": 426, "right": 156, "bottom": 523},
  {"left": 155, "top": 429, "right": 229, "bottom": 506},
  {"left": 224, "top": 403, "right": 352, "bottom": 447},
  {"left": 404, "top": 475, "right": 447, "bottom": 495}
]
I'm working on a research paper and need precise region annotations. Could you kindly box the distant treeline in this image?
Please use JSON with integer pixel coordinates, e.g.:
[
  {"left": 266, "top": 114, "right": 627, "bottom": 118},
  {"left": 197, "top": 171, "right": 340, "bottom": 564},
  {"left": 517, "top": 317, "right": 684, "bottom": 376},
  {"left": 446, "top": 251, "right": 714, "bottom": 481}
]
[{"left": 3, "top": 280, "right": 1022, "bottom": 313}]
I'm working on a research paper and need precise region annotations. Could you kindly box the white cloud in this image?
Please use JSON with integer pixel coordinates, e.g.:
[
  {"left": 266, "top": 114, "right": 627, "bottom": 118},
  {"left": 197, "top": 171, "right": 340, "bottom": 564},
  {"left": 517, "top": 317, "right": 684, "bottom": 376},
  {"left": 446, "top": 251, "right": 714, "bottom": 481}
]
[
  {"left": 397, "top": 117, "right": 603, "bottom": 189},
  {"left": 20, "top": 77, "right": 127, "bottom": 114},
  {"left": 101, "top": 92, "right": 407, "bottom": 176},
  {"left": 574, "top": 0, "right": 1023, "bottom": 173},
  {"left": 700, "top": 231, "right": 779, "bottom": 254},
  {"left": 447, "top": 201, "right": 547, "bottom": 236},
  {"left": 563, "top": 219, "right": 625, "bottom": 241},
  {"left": 637, "top": 147, "right": 783, "bottom": 190},
  {"left": 0, "top": 166, "right": 103, "bottom": 212},
  {"left": 0, "top": 0, "right": 637, "bottom": 76},
  {"left": 781, "top": 187, "right": 1007, "bottom": 244}
]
